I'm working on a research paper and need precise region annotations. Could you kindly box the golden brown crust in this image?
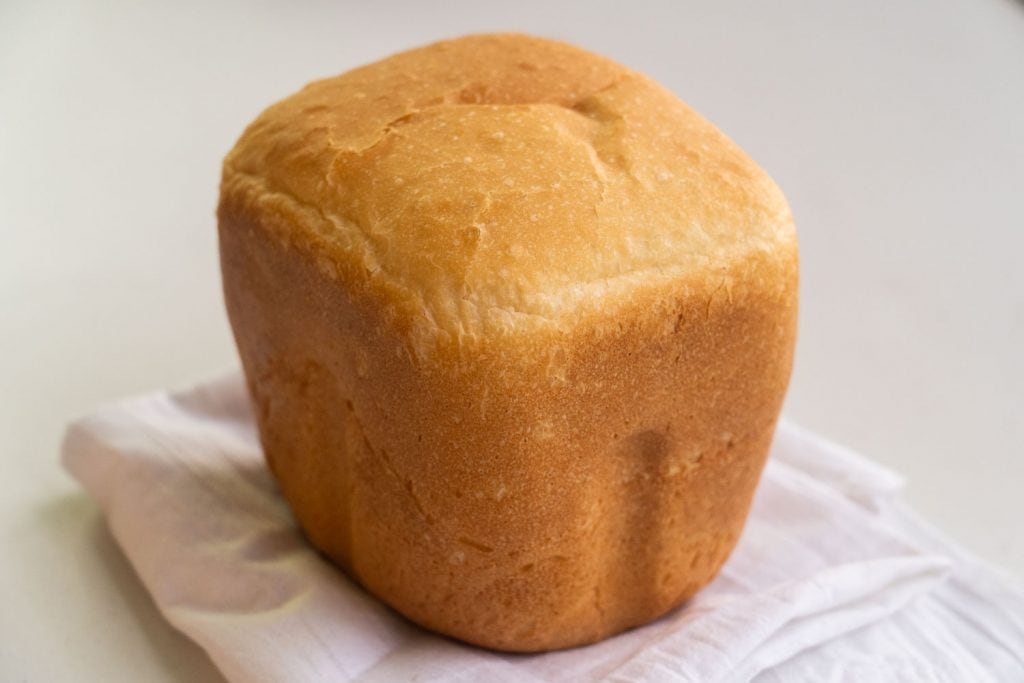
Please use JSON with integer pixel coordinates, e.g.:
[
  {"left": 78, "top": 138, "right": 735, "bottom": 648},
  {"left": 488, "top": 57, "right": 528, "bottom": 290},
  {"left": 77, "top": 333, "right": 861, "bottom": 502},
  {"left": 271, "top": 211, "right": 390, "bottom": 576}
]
[
  {"left": 219, "top": 33, "right": 798, "bottom": 651},
  {"left": 221, "top": 33, "right": 794, "bottom": 361}
]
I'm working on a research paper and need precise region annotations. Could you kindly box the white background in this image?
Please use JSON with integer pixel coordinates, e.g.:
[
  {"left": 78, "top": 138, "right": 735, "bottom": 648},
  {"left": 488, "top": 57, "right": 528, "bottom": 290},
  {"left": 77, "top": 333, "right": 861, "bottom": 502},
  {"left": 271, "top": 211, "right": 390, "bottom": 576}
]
[{"left": 2, "top": 1, "right": 1021, "bottom": 680}]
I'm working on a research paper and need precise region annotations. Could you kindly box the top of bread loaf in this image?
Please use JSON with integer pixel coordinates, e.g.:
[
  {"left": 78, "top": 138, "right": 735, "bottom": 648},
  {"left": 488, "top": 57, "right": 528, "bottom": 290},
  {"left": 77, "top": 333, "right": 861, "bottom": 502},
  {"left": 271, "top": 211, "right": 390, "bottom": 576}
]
[{"left": 221, "top": 33, "right": 794, "bottom": 356}]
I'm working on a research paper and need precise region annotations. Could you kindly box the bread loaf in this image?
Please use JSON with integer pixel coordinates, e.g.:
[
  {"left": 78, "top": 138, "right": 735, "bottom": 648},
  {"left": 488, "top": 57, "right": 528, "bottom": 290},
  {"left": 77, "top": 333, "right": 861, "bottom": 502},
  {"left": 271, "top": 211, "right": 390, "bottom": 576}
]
[{"left": 218, "top": 33, "right": 797, "bottom": 652}]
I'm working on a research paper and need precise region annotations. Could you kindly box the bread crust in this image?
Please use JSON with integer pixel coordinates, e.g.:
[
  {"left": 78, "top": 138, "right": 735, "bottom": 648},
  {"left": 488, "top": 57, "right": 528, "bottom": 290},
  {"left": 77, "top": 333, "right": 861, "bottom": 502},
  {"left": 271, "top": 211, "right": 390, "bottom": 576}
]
[{"left": 219, "top": 33, "right": 798, "bottom": 651}]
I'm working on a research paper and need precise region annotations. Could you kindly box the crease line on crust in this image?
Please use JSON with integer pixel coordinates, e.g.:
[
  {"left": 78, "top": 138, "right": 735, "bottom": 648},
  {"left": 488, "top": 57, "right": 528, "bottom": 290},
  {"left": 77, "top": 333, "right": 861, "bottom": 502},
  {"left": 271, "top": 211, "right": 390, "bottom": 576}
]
[{"left": 221, "top": 168, "right": 760, "bottom": 333}]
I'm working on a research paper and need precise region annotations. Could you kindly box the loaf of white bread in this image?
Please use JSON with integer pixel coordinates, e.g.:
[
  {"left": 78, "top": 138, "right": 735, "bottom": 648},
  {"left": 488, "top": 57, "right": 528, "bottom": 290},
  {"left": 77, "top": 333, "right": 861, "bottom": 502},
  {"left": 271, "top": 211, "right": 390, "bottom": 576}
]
[{"left": 218, "top": 33, "right": 798, "bottom": 652}]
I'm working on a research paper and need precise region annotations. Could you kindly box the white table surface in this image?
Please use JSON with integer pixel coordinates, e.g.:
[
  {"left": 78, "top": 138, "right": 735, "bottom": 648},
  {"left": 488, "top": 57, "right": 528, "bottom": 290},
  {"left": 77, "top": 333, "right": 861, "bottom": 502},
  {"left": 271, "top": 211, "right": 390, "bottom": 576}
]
[{"left": 2, "top": 1, "right": 1022, "bottom": 680}]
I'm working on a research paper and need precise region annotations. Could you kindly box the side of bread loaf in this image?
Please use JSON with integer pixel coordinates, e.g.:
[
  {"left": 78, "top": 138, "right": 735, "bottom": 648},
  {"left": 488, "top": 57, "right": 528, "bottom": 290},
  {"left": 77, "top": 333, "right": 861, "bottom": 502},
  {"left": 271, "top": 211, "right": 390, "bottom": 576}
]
[{"left": 219, "top": 33, "right": 797, "bottom": 651}]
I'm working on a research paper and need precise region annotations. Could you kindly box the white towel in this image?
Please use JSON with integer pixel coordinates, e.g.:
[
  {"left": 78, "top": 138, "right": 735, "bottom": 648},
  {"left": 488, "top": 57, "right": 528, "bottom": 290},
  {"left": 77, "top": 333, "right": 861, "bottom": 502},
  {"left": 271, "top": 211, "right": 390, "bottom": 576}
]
[{"left": 62, "top": 373, "right": 1024, "bottom": 682}]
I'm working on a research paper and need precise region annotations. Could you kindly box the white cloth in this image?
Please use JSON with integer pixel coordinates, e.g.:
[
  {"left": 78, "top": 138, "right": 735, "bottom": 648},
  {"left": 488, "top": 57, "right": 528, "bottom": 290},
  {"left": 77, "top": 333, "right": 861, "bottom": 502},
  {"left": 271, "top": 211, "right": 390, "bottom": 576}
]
[{"left": 62, "top": 373, "right": 1024, "bottom": 682}]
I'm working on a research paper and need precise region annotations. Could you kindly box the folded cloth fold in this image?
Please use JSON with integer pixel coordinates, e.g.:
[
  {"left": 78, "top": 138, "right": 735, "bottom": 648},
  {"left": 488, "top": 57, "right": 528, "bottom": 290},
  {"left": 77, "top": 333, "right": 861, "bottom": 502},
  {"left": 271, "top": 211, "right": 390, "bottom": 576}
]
[{"left": 62, "top": 374, "right": 1024, "bottom": 682}]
